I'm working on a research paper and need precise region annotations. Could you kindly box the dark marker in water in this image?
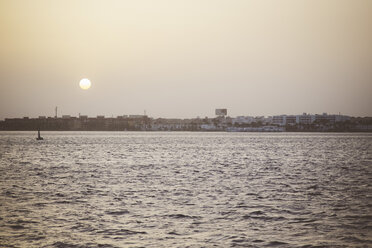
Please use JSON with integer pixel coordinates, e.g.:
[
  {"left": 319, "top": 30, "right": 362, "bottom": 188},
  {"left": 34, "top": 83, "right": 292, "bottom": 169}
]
[{"left": 36, "top": 129, "right": 43, "bottom": 140}]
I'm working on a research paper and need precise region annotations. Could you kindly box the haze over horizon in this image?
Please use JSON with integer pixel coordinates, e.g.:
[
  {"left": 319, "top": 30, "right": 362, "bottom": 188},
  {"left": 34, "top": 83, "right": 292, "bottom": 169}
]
[{"left": 1, "top": 0, "right": 371, "bottom": 120}]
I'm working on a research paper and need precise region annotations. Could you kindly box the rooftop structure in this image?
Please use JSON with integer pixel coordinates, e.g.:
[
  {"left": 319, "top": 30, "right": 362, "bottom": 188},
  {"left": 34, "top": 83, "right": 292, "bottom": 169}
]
[{"left": 215, "top": 108, "right": 227, "bottom": 117}]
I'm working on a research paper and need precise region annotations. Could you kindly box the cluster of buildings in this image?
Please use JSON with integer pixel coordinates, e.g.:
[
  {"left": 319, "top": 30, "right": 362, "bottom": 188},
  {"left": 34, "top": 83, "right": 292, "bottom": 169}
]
[
  {"left": 228, "top": 112, "right": 369, "bottom": 132},
  {"left": 231, "top": 112, "right": 351, "bottom": 126},
  {"left": 0, "top": 109, "right": 371, "bottom": 132},
  {"left": 271, "top": 113, "right": 350, "bottom": 126},
  {"left": 0, "top": 115, "right": 151, "bottom": 131}
]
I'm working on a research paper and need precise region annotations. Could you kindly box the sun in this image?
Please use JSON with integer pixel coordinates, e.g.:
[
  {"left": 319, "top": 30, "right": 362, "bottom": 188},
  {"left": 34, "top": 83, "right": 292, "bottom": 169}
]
[{"left": 79, "top": 78, "right": 91, "bottom": 90}]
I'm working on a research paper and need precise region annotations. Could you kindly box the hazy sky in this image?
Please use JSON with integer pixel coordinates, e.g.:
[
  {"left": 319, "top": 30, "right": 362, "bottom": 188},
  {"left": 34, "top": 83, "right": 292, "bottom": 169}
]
[{"left": 0, "top": 0, "right": 371, "bottom": 119}]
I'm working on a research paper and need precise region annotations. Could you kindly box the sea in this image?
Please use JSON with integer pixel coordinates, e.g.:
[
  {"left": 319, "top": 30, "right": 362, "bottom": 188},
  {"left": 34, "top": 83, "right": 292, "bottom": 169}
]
[{"left": 0, "top": 131, "right": 371, "bottom": 248}]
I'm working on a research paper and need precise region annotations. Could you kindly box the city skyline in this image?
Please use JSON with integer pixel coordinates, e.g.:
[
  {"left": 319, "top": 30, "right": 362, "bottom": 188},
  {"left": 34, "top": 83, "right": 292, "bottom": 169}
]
[
  {"left": 2, "top": 109, "right": 371, "bottom": 132},
  {"left": 0, "top": 107, "right": 368, "bottom": 121},
  {"left": 1, "top": 0, "right": 372, "bottom": 120}
]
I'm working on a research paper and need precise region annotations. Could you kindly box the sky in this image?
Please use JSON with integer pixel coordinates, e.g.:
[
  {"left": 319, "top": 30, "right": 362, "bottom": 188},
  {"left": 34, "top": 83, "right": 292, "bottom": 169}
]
[{"left": 0, "top": 0, "right": 371, "bottom": 119}]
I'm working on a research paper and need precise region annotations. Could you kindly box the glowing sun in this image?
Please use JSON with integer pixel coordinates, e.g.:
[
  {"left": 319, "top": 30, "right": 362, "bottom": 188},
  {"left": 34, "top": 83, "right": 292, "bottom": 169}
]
[{"left": 79, "top": 78, "right": 91, "bottom": 90}]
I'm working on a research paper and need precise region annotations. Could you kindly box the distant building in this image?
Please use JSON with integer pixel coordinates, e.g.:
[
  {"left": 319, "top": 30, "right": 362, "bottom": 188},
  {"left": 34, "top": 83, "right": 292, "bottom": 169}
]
[
  {"left": 315, "top": 113, "right": 335, "bottom": 124},
  {"left": 254, "top": 116, "right": 265, "bottom": 123},
  {"left": 232, "top": 116, "right": 255, "bottom": 125},
  {"left": 273, "top": 115, "right": 286, "bottom": 126},
  {"left": 264, "top": 116, "right": 273, "bottom": 124},
  {"left": 286, "top": 115, "right": 297, "bottom": 125},
  {"left": 129, "top": 115, "right": 146, "bottom": 118},
  {"left": 215, "top": 109, "right": 227, "bottom": 116},
  {"left": 273, "top": 113, "right": 316, "bottom": 126},
  {"left": 335, "top": 115, "right": 350, "bottom": 122},
  {"left": 298, "top": 113, "right": 315, "bottom": 125}
]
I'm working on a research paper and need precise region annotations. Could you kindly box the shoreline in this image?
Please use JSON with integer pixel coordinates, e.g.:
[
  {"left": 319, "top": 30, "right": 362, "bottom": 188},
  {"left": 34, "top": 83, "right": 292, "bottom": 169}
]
[{"left": 1, "top": 130, "right": 371, "bottom": 133}]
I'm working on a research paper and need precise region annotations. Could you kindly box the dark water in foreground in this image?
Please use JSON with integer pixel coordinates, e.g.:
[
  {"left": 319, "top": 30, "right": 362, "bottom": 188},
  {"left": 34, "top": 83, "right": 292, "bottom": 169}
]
[{"left": 0, "top": 132, "right": 371, "bottom": 248}]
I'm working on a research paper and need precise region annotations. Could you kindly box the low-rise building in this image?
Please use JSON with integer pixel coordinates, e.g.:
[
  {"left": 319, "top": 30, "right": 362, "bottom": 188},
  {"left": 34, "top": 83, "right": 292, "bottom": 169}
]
[
  {"left": 315, "top": 113, "right": 336, "bottom": 124},
  {"left": 286, "top": 115, "right": 298, "bottom": 125},
  {"left": 272, "top": 115, "right": 286, "bottom": 126},
  {"left": 298, "top": 113, "right": 314, "bottom": 125}
]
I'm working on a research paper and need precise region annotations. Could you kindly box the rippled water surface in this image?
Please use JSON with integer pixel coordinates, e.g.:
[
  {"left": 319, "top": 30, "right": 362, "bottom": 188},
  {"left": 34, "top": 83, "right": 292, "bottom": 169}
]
[{"left": 0, "top": 132, "right": 371, "bottom": 247}]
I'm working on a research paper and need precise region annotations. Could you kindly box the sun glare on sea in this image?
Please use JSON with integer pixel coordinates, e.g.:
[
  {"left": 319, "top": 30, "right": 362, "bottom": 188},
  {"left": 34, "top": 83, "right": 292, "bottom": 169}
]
[{"left": 79, "top": 78, "right": 91, "bottom": 90}]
